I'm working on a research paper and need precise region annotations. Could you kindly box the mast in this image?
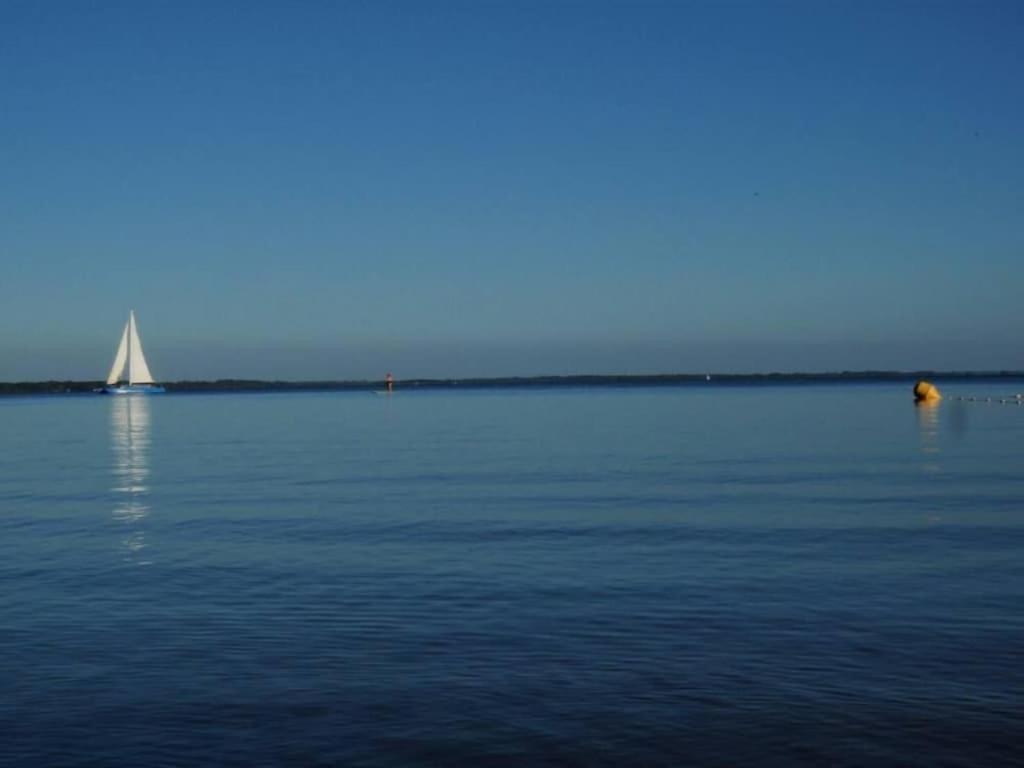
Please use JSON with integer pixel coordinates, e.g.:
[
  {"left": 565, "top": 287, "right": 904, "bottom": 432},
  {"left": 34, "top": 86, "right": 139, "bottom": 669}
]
[{"left": 127, "top": 310, "right": 134, "bottom": 384}]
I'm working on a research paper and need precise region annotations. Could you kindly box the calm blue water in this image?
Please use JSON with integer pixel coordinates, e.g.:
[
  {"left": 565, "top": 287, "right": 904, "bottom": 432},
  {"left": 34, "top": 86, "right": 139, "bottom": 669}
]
[{"left": 1, "top": 383, "right": 1022, "bottom": 766}]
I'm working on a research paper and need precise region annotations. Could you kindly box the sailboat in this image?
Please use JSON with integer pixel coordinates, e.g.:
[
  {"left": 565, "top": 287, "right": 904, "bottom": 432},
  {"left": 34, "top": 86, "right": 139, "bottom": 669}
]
[{"left": 102, "top": 310, "right": 166, "bottom": 394}]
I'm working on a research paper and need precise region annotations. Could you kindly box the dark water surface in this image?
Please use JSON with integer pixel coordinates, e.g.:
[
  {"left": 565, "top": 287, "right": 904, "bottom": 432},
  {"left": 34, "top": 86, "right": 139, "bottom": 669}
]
[{"left": 2, "top": 384, "right": 1022, "bottom": 766}]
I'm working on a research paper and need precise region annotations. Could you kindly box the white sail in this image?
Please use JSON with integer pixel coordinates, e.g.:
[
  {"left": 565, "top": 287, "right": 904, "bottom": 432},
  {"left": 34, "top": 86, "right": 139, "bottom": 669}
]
[
  {"left": 127, "top": 311, "right": 156, "bottom": 385},
  {"left": 106, "top": 323, "right": 129, "bottom": 385}
]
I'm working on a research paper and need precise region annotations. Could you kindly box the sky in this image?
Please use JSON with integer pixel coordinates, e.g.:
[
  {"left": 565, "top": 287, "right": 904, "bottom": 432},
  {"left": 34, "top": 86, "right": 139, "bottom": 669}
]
[{"left": 1, "top": 0, "right": 1021, "bottom": 380}]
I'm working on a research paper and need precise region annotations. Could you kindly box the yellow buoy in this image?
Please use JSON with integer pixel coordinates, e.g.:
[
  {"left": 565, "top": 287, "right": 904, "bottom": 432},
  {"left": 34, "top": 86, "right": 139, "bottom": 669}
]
[{"left": 913, "top": 379, "right": 941, "bottom": 402}]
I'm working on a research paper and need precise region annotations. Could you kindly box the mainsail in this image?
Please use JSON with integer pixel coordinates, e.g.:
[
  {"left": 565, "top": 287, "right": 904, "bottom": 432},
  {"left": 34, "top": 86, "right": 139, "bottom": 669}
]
[
  {"left": 106, "top": 311, "right": 157, "bottom": 386},
  {"left": 127, "top": 312, "right": 155, "bottom": 384}
]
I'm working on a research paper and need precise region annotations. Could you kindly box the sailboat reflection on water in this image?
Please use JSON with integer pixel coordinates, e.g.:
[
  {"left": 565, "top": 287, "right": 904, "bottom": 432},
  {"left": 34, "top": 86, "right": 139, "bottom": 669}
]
[{"left": 111, "top": 394, "right": 152, "bottom": 565}]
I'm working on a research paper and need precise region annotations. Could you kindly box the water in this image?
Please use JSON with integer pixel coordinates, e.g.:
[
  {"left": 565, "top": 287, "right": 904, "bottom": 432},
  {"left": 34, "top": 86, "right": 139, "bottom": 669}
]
[{"left": 1, "top": 383, "right": 1022, "bottom": 766}]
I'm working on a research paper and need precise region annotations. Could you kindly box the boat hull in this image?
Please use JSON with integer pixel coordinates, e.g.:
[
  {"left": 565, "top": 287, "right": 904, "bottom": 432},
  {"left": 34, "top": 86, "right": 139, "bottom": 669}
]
[{"left": 102, "top": 385, "right": 166, "bottom": 394}]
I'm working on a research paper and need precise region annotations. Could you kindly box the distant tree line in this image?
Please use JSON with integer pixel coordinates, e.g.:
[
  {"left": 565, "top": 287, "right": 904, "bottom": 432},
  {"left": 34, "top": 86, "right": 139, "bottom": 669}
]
[{"left": 1, "top": 371, "right": 1023, "bottom": 397}]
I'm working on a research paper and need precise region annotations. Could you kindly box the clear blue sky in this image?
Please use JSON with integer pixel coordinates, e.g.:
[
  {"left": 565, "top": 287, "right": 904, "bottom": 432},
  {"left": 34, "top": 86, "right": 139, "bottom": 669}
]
[{"left": 1, "top": 0, "right": 1021, "bottom": 379}]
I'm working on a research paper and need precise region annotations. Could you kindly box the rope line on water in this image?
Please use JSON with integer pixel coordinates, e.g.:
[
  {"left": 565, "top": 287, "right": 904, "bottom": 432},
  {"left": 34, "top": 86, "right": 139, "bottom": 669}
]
[{"left": 954, "top": 394, "right": 1024, "bottom": 405}]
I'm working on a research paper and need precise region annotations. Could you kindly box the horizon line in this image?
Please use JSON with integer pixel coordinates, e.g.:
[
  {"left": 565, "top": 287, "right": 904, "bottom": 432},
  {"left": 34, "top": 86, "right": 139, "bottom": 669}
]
[{"left": 3, "top": 369, "right": 1024, "bottom": 395}]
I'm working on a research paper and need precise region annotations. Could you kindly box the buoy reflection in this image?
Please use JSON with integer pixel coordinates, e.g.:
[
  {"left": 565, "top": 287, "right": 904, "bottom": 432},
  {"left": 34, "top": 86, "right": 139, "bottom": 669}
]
[
  {"left": 915, "top": 399, "right": 941, "bottom": 477},
  {"left": 110, "top": 396, "right": 152, "bottom": 565}
]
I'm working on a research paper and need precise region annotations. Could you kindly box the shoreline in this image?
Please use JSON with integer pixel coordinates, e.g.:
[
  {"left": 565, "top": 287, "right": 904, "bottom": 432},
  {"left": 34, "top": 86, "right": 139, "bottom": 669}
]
[{"left": 3, "top": 370, "right": 1024, "bottom": 396}]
